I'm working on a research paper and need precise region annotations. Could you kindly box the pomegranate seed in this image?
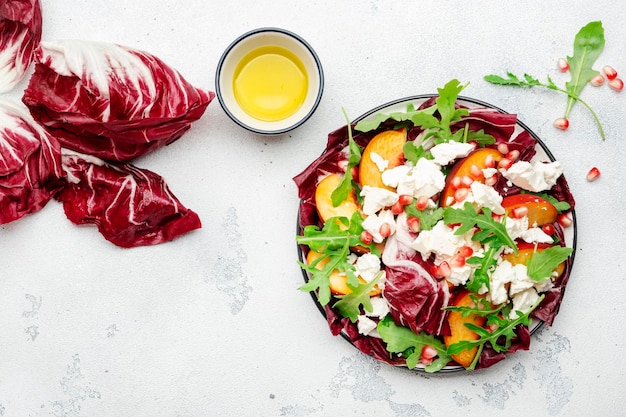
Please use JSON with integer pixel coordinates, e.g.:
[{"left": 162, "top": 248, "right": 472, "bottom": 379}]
[
  {"left": 590, "top": 74, "right": 605, "bottom": 87},
  {"left": 451, "top": 176, "right": 462, "bottom": 190},
  {"left": 484, "top": 154, "right": 496, "bottom": 169},
  {"left": 449, "top": 254, "right": 466, "bottom": 268},
  {"left": 542, "top": 224, "right": 556, "bottom": 235},
  {"left": 505, "top": 150, "right": 520, "bottom": 161},
  {"left": 421, "top": 345, "right": 438, "bottom": 360},
  {"left": 497, "top": 143, "right": 509, "bottom": 155},
  {"left": 360, "top": 230, "right": 373, "bottom": 245},
  {"left": 603, "top": 65, "right": 618, "bottom": 80},
  {"left": 416, "top": 195, "right": 429, "bottom": 210},
  {"left": 470, "top": 164, "right": 483, "bottom": 179},
  {"left": 484, "top": 176, "right": 498, "bottom": 186},
  {"left": 498, "top": 158, "right": 513, "bottom": 170},
  {"left": 379, "top": 223, "right": 391, "bottom": 238},
  {"left": 407, "top": 216, "right": 421, "bottom": 233},
  {"left": 458, "top": 245, "right": 474, "bottom": 258},
  {"left": 398, "top": 194, "right": 413, "bottom": 206},
  {"left": 608, "top": 78, "right": 624, "bottom": 92},
  {"left": 351, "top": 166, "right": 360, "bottom": 181},
  {"left": 492, "top": 213, "right": 503, "bottom": 223},
  {"left": 557, "top": 213, "right": 573, "bottom": 228},
  {"left": 557, "top": 58, "right": 569, "bottom": 72},
  {"left": 511, "top": 206, "right": 528, "bottom": 219},
  {"left": 468, "top": 140, "right": 479, "bottom": 150},
  {"left": 391, "top": 201, "right": 404, "bottom": 215},
  {"left": 436, "top": 261, "right": 452, "bottom": 279},
  {"left": 586, "top": 166, "right": 601, "bottom": 182},
  {"left": 553, "top": 117, "right": 569, "bottom": 130},
  {"left": 454, "top": 187, "right": 469, "bottom": 203},
  {"left": 461, "top": 175, "right": 474, "bottom": 187}
]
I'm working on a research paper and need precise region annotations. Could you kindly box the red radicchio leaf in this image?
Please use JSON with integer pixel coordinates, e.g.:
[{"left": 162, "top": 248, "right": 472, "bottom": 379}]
[
  {"left": 56, "top": 150, "right": 201, "bottom": 248},
  {"left": 0, "top": 0, "right": 41, "bottom": 93},
  {"left": 0, "top": 98, "right": 64, "bottom": 224},
  {"left": 22, "top": 40, "right": 215, "bottom": 162}
]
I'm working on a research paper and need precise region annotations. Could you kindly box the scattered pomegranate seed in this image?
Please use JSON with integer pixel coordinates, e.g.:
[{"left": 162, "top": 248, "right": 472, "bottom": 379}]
[
  {"left": 484, "top": 176, "right": 498, "bottom": 186},
  {"left": 432, "top": 261, "right": 452, "bottom": 279},
  {"left": 450, "top": 254, "right": 466, "bottom": 268},
  {"left": 603, "top": 65, "right": 618, "bottom": 80},
  {"left": 511, "top": 206, "right": 528, "bottom": 219},
  {"left": 586, "top": 166, "right": 601, "bottom": 182},
  {"left": 398, "top": 194, "right": 413, "bottom": 206},
  {"left": 454, "top": 187, "right": 469, "bottom": 203},
  {"left": 542, "top": 224, "right": 556, "bottom": 235},
  {"left": 461, "top": 175, "right": 474, "bottom": 187},
  {"left": 505, "top": 150, "right": 520, "bottom": 161},
  {"left": 470, "top": 164, "right": 483, "bottom": 179},
  {"left": 590, "top": 74, "right": 605, "bottom": 87},
  {"left": 608, "top": 78, "right": 624, "bottom": 92},
  {"left": 497, "top": 143, "right": 509, "bottom": 155},
  {"left": 421, "top": 345, "right": 438, "bottom": 360},
  {"left": 360, "top": 230, "right": 373, "bottom": 245},
  {"left": 557, "top": 213, "right": 573, "bottom": 228},
  {"left": 351, "top": 166, "right": 360, "bottom": 181},
  {"left": 484, "top": 154, "right": 496, "bottom": 169},
  {"left": 553, "top": 117, "right": 569, "bottom": 130},
  {"left": 492, "top": 213, "right": 503, "bottom": 223},
  {"left": 498, "top": 158, "right": 513, "bottom": 170},
  {"left": 391, "top": 201, "right": 404, "bottom": 215},
  {"left": 451, "top": 176, "right": 462, "bottom": 190},
  {"left": 557, "top": 58, "right": 569, "bottom": 72},
  {"left": 379, "top": 223, "right": 391, "bottom": 238},
  {"left": 458, "top": 245, "right": 474, "bottom": 258},
  {"left": 416, "top": 195, "right": 429, "bottom": 210},
  {"left": 407, "top": 216, "right": 421, "bottom": 233}
]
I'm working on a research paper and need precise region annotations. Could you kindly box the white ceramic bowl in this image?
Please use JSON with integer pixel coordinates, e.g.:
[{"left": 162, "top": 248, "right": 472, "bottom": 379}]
[{"left": 215, "top": 28, "right": 324, "bottom": 135}]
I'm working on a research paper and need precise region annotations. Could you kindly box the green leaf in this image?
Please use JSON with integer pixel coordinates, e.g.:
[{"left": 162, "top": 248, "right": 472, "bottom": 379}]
[
  {"left": 522, "top": 192, "right": 571, "bottom": 213},
  {"left": 526, "top": 245, "right": 573, "bottom": 282},
  {"left": 354, "top": 104, "right": 438, "bottom": 132},
  {"left": 404, "top": 204, "right": 444, "bottom": 231},
  {"left": 332, "top": 273, "right": 382, "bottom": 322},
  {"left": 331, "top": 109, "right": 362, "bottom": 207},
  {"left": 564, "top": 21, "right": 605, "bottom": 118}
]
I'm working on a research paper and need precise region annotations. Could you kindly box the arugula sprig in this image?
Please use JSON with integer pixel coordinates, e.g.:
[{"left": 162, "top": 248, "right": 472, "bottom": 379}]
[
  {"left": 404, "top": 203, "right": 444, "bottom": 231},
  {"left": 377, "top": 315, "right": 452, "bottom": 373},
  {"left": 446, "top": 295, "right": 545, "bottom": 370},
  {"left": 485, "top": 21, "right": 606, "bottom": 140},
  {"left": 331, "top": 109, "right": 362, "bottom": 207},
  {"left": 527, "top": 245, "right": 573, "bottom": 282},
  {"left": 333, "top": 272, "right": 382, "bottom": 322}
]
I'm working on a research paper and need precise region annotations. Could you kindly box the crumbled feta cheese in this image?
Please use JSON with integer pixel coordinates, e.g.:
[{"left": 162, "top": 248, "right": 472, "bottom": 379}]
[
  {"left": 355, "top": 253, "right": 381, "bottom": 283},
  {"left": 411, "top": 220, "right": 475, "bottom": 263},
  {"left": 360, "top": 186, "right": 398, "bottom": 215},
  {"left": 509, "top": 288, "right": 540, "bottom": 319},
  {"left": 357, "top": 315, "right": 379, "bottom": 336},
  {"left": 482, "top": 167, "right": 498, "bottom": 179},
  {"left": 520, "top": 227, "right": 553, "bottom": 244},
  {"left": 370, "top": 152, "right": 389, "bottom": 172},
  {"left": 505, "top": 216, "right": 529, "bottom": 240},
  {"left": 470, "top": 182, "right": 505, "bottom": 214},
  {"left": 382, "top": 159, "right": 445, "bottom": 198},
  {"left": 356, "top": 296, "right": 390, "bottom": 336},
  {"left": 507, "top": 263, "right": 534, "bottom": 295},
  {"left": 430, "top": 142, "right": 475, "bottom": 165},
  {"left": 368, "top": 296, "right": 390, "bottom": 318},
  {"left": 362, "top": 209, "right": 396, "bottom": 243},
  {"left": 447, "top": 264, "right": 473, "bottom": 287},
  {"left": 489, "top": 260, "right": 515, "bottom": 305},
  {"left": 502, "top": 160, "right": 563, "bottom": 192}
]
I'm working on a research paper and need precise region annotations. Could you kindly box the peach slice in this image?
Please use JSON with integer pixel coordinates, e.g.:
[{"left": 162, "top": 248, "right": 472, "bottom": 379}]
[
  {"left": 501, "top": 194, "right": 558, "bottom": 226},
  {"left": 315, "top": 173, "right": 360, "bottom": 222},
  {"left": 440, "top": 148, "right": 503, "bottom": 207},
  {"left": 359, "top": 129, "right": 407, "bottom": 190},
  {"left": 443, "top": 290, "right": 487, "bottom": 368},
  {"left": 502, "top": 242, "right": 565, "bottom": 278},
  {"left": 306, "top": 250, "right": 382, "bottom": 296}
]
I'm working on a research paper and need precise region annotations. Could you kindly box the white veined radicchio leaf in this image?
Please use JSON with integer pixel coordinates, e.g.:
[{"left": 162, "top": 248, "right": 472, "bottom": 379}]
[
  {"left": 22, "top": 40, "right": 215, "bottom": 162},
  {"left": 0, "top": 98, "right": 64, "bottom": 224},
  {"left": 0, "top": 0, "right": 42, "bottom": 93},
  {"left": 56, "top": 150, "right": 201, "bottom": 248}
]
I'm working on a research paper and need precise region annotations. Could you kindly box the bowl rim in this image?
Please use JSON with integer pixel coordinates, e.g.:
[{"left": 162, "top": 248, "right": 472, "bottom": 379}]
[{"left": 215, "top": 27, "right": 324, "bottom": 135}]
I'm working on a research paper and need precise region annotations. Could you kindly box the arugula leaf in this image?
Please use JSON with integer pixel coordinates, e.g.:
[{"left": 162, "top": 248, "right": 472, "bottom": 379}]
[
  {"left": 444, "top": 294, "right": 504, "bottom": 317},
  {"left": 404, "top": 204, "right": 444, "bottom": 231},
  {"left": 331, "top": 109, "right": 362, "bottom": 207},
  {"left": 354, "top": 103, "right": 437, "bottom": 132},
  {"left": 484, "top": 21, "right": 607, "bottom": 140},
  {"left": 465, "top": 242, "right": 502, "bottom": 293},
  {"left": 522, "top": 191, "right": 571, "bottom": 213},
  {"left": 333, "top": 272, "right": 381, "bottom": 322},
  {"left": 446, "top": 295, "right": 544, "bottom": 369},
  {"left": 377, "top": 315, "right": 452, "bottom": 373},
  {"left": 526, "top": 245, "right": 573, "bottom": 282},
  {"left": 402, "top": 141, "right": 432, "bottom": 165}
]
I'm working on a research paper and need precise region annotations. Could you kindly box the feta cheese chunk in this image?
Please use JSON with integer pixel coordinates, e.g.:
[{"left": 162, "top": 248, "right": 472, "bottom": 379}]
[
  {"left": 370, "top": 152, "right": 389, "bottom": 172},
  {"left": 489, "top": 260, "right": 529, "bottom": 305},
  {"left": 382, "top": 159, "right": 445, "bottom": 198},
  {"left": 362, "top": 209, "right": 396, "bottom": 243},
  {"left": 411, "top": 220, "right": 475, "bottom": 263},
  {"left": 355, "top": 253, "right": 381, "bottom": 283},
  {"left": 430, "top": 142, "right": 475, "bottom": 165},
  {"left": 470, "top": 181, "right": 505, "bottom": 214},
  {"left": 509, "top": 288, "right": 540, "bottom": 319},
  {"left": 360, "top": 186, "right": 398, "bottom": 215},
  {"left": 502, "top": 160, "right": 563, "bottom": 192},
  {"left": 357, "top": 315, "right": 379, "bottom": 336}
]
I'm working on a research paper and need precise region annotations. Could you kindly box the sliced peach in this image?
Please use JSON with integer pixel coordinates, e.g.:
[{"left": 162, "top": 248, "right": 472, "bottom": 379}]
[
  {"left": 443, "top": 290, "right": 487, "bottom": 368},
  {"left": 440, "top": 148, "right": 503, "bottom": 207},
  {"left": 315, "top": 173, "right": 360, "bottom": 222},
  {"left": 501, "top": 194, "right": 558, "bottom": 226},
  {"left": 502, "top": 242, "right": 565, "bottom": 278},
  {"left": 359, "top": 129, "right": 407, "bottom": 190},
  {"left": 306, "top": 250, "right": 382, "bottom": 296}
]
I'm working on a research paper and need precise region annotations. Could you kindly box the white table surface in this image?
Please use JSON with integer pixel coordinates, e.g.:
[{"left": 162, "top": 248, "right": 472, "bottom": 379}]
[{"left": 1, "top": 1, "right": 625, "bottom": 416}]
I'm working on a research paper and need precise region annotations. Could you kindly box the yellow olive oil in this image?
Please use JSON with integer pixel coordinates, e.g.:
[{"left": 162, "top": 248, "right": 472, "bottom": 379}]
[{"left": 233, "top": 45, "right": 308, "bottom": 122}]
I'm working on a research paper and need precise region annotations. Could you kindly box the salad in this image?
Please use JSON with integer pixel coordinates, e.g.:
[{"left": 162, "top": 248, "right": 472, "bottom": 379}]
[{"left": 294, "top": 80, "right": 576, "bottom": 372}]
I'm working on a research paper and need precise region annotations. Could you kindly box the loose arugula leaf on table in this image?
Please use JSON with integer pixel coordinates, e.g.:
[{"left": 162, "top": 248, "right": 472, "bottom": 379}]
[
  {"left": 446, "top": 295, "right": 545, "bottom": 370},
  {"left": 331, "top": 109, "right": 362, "bottom": 207},
  {"left": 527, "top": 245, "right": 573, "bottom": 282},
  {"left": 333, "top": 272, "right": 381, "bottom": 322},
  {"left": 484, "top": 21, "right": 606, "bottom": 140},
  {"left": 377, "top": 315, "right": 452, "bottom": 372}
]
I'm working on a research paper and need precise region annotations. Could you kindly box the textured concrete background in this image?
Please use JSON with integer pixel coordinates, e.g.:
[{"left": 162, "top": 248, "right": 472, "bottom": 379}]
[{"left": 1, "top": 1, "right": 624, "bottom": 416}]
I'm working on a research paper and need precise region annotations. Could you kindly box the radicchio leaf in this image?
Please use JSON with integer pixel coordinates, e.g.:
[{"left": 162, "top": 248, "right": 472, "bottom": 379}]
[
  {"left": 22, "top": 40, "right": 215, "bottom": 162},
  {"left": 56, "top": 150, "right": 201, "bottom": 248},
  {"left": 0, "top": 98, "right": 64, "bottom": 224},
  {"left": 0, "top": 0, "right": 41, "bottom": 93}
]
